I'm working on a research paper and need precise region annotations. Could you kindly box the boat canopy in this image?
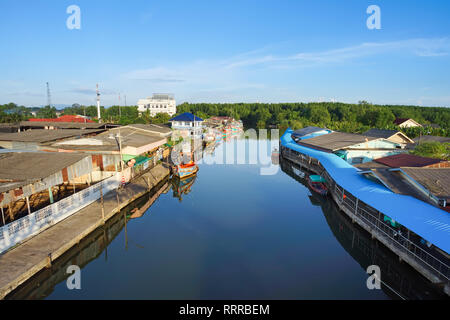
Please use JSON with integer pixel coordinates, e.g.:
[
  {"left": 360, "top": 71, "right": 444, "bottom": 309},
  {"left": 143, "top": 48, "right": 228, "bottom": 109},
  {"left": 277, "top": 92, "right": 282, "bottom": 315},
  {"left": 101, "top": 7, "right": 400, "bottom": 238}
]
[{"left": 309, "top": 175, "right": 327, "bottom": 183}]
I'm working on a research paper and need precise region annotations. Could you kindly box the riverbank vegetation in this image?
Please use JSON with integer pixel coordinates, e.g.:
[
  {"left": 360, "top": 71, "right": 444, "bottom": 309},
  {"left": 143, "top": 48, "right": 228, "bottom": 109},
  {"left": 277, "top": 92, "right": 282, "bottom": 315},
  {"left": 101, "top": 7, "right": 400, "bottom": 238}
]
[
  {"left": 176, "top": 102, "right": 450, "bottom": 138},
  {"left": 410, "top": 142, "right": 450, "bottom": 160},
  {"left": 2, "top": 101, "right": 449, "bottom": 138}
]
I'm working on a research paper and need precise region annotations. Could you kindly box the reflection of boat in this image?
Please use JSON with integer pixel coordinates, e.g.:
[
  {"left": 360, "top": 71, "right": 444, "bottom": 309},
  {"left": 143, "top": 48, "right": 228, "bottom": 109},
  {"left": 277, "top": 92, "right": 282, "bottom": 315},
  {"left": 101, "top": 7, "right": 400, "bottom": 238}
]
[
  {"left": 308, "top": 175, "right": 328, "bottom": 196},
  {"left": 292, "top": 167, "right": 305, "bottom": 179},
  {"left": 271, "top": 148, "right": 280, "bottom": 165},
  {"left": 173, "top": 161, "right": 199, "bottom": 179},
  {"left": 172, "top": 174, "right": 197, "bottom": 201}
]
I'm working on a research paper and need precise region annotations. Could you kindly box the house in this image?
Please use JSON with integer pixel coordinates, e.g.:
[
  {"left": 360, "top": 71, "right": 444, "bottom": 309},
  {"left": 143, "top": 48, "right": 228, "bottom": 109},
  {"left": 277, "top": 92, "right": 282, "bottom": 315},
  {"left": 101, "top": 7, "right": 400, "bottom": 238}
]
[
  {"left": 393, "top": 118, "right": 422, "bottom": 128},
  {"left": 169, "top": 112, "right": 203, "bottom": 139},
  {"left": 45, "top": 125, "right": 171, "bottom": 167},
  {"left": 137, "top": 94, "right": 176, "bottom": 116},
  {"left": 295, "top": 131, "right": 405, "bottom": 164},
  {"left": 0, "top": 152, "right": 105, "bottom": 223},
  {"left": 363, "top": 129, "right": 414, "bottom": 146}
]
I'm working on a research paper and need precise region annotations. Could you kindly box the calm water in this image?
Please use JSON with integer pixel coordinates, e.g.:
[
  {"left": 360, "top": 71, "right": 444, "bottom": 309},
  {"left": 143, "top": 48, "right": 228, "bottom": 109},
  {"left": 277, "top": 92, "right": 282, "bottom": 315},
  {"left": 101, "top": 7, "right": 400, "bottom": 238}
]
[{"left": 7, "top": 139, "right": 446, "bottom": 300}]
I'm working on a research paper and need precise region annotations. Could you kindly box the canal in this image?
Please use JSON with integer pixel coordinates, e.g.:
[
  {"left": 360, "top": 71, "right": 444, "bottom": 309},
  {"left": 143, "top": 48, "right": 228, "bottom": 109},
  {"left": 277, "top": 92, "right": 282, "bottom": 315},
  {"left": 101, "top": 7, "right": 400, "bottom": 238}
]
[{"left": 6, "top": 138, "right": 446, "bottom": 300}]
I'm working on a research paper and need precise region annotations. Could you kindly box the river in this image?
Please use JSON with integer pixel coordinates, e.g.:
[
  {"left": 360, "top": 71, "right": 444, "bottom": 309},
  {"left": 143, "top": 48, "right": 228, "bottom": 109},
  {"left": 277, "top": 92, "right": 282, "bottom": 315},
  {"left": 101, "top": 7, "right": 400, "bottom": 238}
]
[{"left": 6, "top": 138, "right": 446, "bottom": 300}]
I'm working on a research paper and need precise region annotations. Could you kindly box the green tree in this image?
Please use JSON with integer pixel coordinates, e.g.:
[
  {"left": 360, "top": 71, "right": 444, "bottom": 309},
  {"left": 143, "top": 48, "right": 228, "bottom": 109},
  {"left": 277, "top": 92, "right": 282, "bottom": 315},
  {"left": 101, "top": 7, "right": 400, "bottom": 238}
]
[{"left": 410, "top": 142, "right": 449, "bottom": 160}]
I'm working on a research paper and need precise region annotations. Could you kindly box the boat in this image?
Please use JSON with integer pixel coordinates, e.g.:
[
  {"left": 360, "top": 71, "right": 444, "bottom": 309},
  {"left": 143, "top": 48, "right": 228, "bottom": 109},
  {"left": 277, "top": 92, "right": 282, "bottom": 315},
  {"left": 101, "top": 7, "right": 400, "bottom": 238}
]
[
  {"left": 173, "top": 161, "right": 199, "bottom": 179},
  {"left": 308, "top": 175, "right": 328, "bottom": 196}
]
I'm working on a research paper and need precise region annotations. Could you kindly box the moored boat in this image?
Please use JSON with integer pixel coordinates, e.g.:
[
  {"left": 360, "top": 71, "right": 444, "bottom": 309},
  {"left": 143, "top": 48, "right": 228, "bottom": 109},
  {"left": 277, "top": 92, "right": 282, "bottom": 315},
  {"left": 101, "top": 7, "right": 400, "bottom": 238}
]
[
  {"left": 174, "top": 161, "right": 199, "bottom": 179},
  {"left": 308, "top": 175, "right": 328, "bottom": 196}
]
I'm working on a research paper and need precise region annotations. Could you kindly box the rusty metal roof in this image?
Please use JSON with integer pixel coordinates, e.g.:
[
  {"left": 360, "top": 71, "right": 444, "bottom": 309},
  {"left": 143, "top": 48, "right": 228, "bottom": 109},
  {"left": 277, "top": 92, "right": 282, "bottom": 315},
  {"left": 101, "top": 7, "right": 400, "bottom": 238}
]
[
  {"left": 401, "top": 167, "right": 450, "bottom": 200},
  {"left": 374, "top": 153, "right": 446, "bottom": 168}
]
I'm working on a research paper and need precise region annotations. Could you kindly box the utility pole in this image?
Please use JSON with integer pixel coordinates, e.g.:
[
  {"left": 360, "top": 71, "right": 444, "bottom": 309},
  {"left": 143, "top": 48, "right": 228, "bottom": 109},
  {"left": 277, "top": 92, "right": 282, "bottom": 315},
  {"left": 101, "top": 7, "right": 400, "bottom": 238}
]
[
  {"left": 96, "top": 83, "right": 101, "bottom": 123},
  {"left": 118, "top": 93, "right": 122, "bottom": 120},
  {"left": 46, "top": 82, "right": 52, "bottom": 107}
]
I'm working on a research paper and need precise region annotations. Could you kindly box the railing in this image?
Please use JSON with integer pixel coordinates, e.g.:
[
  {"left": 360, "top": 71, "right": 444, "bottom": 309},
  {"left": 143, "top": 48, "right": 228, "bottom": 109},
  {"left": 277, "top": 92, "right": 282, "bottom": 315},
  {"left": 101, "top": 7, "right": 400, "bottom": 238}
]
[
  {"left": 0, "top": 174, "right": 120, "bottom": 254},
  {"left": 281, "top": 145, "right": 450, "bottom": 283}
]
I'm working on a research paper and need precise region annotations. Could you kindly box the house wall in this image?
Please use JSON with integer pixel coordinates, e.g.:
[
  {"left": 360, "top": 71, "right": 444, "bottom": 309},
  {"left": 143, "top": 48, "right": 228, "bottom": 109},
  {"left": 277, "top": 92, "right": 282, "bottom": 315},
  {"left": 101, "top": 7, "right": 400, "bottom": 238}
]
[
  {"left": 399, "top": 120, "right": 421, "bottom": 128},
  {"left": 342, "top": 139, "right": 404, "bottom": 164},
  {"left": 345, "top": 150, "right": 402, "bottom": 164}
]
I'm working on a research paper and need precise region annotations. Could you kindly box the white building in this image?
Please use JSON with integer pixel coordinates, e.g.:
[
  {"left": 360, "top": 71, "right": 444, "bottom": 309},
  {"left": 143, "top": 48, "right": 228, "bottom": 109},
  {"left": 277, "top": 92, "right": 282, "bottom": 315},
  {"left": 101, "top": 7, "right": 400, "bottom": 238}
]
[{"left": 137, "top": 94, "right": 176, "bottom": 116}]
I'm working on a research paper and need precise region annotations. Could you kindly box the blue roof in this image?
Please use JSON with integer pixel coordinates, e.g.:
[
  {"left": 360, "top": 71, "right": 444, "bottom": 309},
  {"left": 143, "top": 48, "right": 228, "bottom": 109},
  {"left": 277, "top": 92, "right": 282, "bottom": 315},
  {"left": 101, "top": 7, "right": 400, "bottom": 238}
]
[
  {"left": 281, "top": 128, "right": 450, "bottom": 254},
  {"left": 169, "top": 112, "right": 203, "bottom": 122}
]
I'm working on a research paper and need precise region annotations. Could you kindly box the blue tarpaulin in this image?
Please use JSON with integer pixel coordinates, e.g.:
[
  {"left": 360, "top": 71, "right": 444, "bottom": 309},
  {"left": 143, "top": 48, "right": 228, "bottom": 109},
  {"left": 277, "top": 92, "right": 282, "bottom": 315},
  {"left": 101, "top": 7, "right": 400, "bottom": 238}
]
[{"left": 281, "top": 128, "right": 450, "bottom": 254}]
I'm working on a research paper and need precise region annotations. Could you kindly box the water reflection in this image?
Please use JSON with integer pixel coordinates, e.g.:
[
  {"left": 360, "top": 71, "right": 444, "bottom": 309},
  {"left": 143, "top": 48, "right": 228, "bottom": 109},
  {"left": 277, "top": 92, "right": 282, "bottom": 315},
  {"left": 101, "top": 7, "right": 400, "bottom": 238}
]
[
  {"left": 6, "top": 178, "right": 171, "bottom": 300},
  {"left": 171, "top": 175, "right": 198, "bottom": 202},
  {"left": 5, "top": 139, "right": 448, "bottom": 300},
  {"left": 280, "top": 158, "right": 446, "bottom": 300}
]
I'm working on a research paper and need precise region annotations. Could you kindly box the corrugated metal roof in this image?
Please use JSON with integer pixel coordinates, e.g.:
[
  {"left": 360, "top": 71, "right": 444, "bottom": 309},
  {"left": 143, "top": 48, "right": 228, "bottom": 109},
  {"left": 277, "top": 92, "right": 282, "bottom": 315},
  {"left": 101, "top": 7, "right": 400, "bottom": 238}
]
[
  {"left": 20, "top": 121, "right": 108, "bottom": 129},
  {"left": 0, "top": 152, "right": 88, "bottom": 181},
  {"left": 296, "top": 132, "right": 378, "bottom": 152},
  {"left": 169, "top": 113, "right": 203, "bottom": 122},
  {"left": 374, "top": 154, "right": 446, "bottom": 168},
  {"left": 0, "top": 129, "right": 103, "bottom": 143},
  {"left": 401, "top": 167, "right": 450, "bottom": 200}
]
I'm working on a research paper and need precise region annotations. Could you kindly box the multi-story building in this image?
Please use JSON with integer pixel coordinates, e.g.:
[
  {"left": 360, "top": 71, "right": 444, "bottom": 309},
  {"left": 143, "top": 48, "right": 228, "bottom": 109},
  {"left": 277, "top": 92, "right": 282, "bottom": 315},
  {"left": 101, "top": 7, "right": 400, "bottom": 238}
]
[
  {"left": 137, "top": 94, "right": 176, "bottom": 116},
  {"left": 169, "top": 112, "right": 203, "bottom": 139}
]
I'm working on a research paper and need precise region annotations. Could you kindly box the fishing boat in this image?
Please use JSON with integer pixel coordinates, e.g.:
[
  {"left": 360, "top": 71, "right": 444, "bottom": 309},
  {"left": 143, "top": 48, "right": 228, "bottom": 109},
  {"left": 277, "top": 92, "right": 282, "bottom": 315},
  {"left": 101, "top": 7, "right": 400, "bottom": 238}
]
[
  {"left": 173, "top": 161, "right": 199, "bottom": 179},
  {"left": 308, "top": 175, "right": 328, "bottom": 196}
]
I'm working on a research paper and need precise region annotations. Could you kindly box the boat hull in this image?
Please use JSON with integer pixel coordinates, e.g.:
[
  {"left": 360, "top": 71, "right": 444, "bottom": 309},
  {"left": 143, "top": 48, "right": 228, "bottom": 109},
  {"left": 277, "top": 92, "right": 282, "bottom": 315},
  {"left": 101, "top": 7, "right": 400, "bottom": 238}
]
[{"left": 174, "top": 164, "right": 199, "bottom": 179}]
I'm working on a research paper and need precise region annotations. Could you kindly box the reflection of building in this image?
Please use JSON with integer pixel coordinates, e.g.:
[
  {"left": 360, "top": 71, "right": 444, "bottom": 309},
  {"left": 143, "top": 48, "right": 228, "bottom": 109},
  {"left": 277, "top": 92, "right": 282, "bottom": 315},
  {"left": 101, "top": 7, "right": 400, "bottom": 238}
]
[{"left": 137, "top": 94, "right": 176, "bottom": 116}]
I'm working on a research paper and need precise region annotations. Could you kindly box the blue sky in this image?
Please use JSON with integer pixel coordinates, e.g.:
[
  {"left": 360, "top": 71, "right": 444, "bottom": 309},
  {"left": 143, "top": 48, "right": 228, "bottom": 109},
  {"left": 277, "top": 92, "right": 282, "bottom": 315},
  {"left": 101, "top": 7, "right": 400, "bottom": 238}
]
[{"left": 0, "top": 0, "right": 449, "bottom": 107}]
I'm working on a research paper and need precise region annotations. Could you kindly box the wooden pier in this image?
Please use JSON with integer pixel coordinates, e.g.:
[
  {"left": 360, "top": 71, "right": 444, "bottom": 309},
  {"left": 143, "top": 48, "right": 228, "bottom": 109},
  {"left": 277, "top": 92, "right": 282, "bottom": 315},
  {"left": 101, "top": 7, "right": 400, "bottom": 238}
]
[
  {"left": 0, "top": 164, "right": 170, "bottom": 299},
  {"left": 280, "top": 145, "right": 450, "bottom": 296}
]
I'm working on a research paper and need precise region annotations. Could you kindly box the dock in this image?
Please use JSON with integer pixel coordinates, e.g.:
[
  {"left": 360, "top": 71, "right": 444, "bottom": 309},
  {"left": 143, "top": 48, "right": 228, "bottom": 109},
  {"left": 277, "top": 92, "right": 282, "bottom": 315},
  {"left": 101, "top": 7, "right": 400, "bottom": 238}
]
[
  {"left": 0, "top": 164, "right": 170, "bottom": 299},
  {"left": 280, "top": 129, "right": 450, "bottom": 296}
]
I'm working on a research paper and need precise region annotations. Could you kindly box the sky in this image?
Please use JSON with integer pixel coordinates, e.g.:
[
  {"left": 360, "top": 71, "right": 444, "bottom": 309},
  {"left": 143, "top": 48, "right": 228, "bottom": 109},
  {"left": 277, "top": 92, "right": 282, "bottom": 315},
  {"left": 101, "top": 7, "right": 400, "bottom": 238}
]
[{"left": 0, "top": 0, "right": 450, "bottom": 107}]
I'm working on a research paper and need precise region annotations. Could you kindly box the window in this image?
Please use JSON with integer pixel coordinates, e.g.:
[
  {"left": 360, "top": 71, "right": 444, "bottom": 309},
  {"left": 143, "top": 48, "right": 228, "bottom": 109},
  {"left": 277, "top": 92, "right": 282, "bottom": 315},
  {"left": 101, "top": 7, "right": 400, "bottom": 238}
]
[{"left": 351, "top": 157, "right": 364, "bottom": 164}]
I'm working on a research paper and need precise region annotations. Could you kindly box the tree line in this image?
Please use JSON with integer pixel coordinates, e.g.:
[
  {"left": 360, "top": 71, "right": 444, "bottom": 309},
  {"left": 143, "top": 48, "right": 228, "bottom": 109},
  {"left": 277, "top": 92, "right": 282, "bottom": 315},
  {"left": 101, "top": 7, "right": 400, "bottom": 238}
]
[
  {"left": 1, "top": 101, "right": 449, "bottom": 138},
  {"left": 176, "top": 101, "right": 450, "bottom": 138}
]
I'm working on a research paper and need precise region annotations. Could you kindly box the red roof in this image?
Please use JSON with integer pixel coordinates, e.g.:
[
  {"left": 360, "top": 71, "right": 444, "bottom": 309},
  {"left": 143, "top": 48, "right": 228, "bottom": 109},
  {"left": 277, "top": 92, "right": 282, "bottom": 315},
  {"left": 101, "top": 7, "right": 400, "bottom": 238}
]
[
  {"left": 29, "top": 115, "right": 94, "bottom": 123},
  {"left": 393, "top": 118, "right": 410, "bottom": 125},
  {"left": 374, "top": 153, "right": 445, "bottom": 168}
]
